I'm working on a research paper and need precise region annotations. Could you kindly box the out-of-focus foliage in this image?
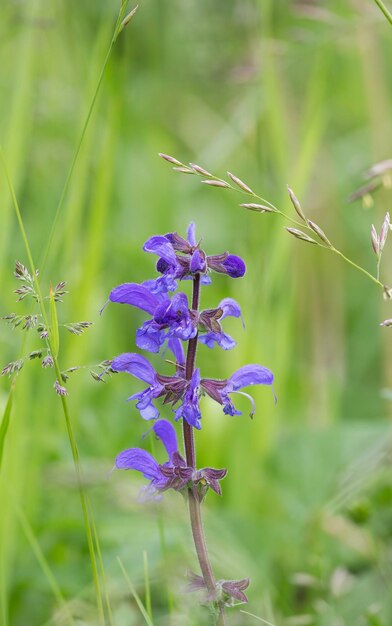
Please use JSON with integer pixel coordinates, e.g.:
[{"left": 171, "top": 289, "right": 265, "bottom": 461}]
[{"left": 1, "top": 0, "right": 392, "bottom": 624}]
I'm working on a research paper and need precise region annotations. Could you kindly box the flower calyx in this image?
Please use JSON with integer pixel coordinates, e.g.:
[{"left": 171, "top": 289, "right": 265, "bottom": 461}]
[
  {"left": 199, "top": 307, "right": 224, "bottom": 334},
  {"left": 159, "top": 456, "right": 227, "bottom": 498},
  {"left": 186, "top": 571, "right": 250, "bottom": 605}
]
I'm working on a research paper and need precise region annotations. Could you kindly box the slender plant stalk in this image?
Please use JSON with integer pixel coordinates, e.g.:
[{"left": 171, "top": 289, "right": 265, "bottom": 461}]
[
  {"left": 182, "top": 274, "right": 226, "bottom": 626},
  {"left": 39, "top": 1, "right": 137, "bottom": 277},
  {"left": 373, "top": 0, "right": 392, "bottom": 25},
  {"left": 0, "top": 148, "right": 106, "bottom": 625},
  {"left": 117, "top": 557, "right": 155, "bottom": 626},
  {"left": 163, "top": 157, "right": 386, "bottom": 292},
  {"left": 1, "top": 477, "right": 75, "bottom": 626},
  {"left": 143, "top": 551, "right": 153, "bottom": 621},
  {"left": 0, "top": 5, "right": 138, "bottom": 623}
]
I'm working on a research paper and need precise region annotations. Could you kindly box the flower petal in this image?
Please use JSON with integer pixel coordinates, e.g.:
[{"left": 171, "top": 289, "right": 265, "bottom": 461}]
[
  {"left": 152, "top": 419, "right": 178, "bottom": 459},
  {"left": 175, "top": 369, "right": 202, "bottom": 429},
  {"left": 190, "top": 249, "right": 206, "bottom": 273},
  {"left": 167, "top": 338, "right": 185, "bottom": 366},
  {"left": 199, "top": 332, "right": 236, "bottom": 350},
  {"left": 136, "top": 322, "right": 166, "bottom": 353},
  {"left": 115, "top": 447, "right": 160, "bottom": 480},
  {"left": 187, "top": 222, "right": 196, "bottom": 246},
  {"left": 229, "top": 364, "right": 274, "bottom": 390},
  {"left": 111, "top": 353, "right": 157, "bottom": 385},
  {"left": 219, "top": 297, "right": 244, "bottom": 326},
  {"left": 222, "top": 255, "right": 246, "bottom": 278},
  {"left": 109, "top": 283, "right": 159, "bottom": 314},
  {"left": 143, "top": 235, "right": 177, "bottom": 265}
]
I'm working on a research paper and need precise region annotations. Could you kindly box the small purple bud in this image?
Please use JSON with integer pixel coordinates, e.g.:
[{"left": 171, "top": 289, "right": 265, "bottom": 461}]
[
  {"left": 190, "top": 249, "right": 207, "bottom": 274},
  {"left": 222, "top": 254, "right": 246, "bottom": 278},
  {"left": 42, "top": 355, "right": 54, "bottom": 368},
  {"left": 207, "top": 253, "right": 246, "bottom": 278}
]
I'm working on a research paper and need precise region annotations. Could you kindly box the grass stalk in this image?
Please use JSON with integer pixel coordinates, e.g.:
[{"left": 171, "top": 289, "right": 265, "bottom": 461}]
[
  {"left": 143, "top": 550, "right": 153, "bottom": 621},
  {"left": 117, "top": 557, "right": 155, "bottom": 626},
  {"left": 39, "top": 1, "right": 138, "bottom": 277},
  {"left": 373, "top": 0, "right": 392, "bottom": 25},
  {"left": 0, "top": 147, "right": 106, "bottom": 625},
  {"left": 1, "top": 477, "right": 75, "bottom": 626}
]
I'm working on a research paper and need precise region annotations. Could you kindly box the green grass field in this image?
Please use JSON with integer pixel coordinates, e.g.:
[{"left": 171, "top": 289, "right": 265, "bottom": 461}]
[{"left": 1, "top": 1, "right": 392, "bottom": 624}]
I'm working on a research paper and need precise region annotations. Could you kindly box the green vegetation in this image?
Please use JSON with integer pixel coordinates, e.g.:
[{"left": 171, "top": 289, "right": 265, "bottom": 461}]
[{"left": 1, "top": 1, "right": 392, "bottom": 624}]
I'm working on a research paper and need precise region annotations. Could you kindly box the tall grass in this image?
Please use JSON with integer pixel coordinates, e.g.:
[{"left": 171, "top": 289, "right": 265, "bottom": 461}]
[{"left": 1, "top": 1, "right": 392, "bottom": 624}]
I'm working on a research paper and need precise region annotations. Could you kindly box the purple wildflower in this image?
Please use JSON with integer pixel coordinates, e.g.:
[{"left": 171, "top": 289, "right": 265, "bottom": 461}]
[
  {"left": 106, "top": 283, "right": 197, "bottom": 353},
  {"left": 116, "top": 419, "right": 227, "bottom": 497},
  {"left": 201, "top": 364, "right": 274, "bottom": 417},
  {"left": 115, "top": 419, "right": 188, "bottom": 495},
  {"left": 199, "top": 297, "right": 244, "bottom": 350},
  {"left": 143, "top": 222, "right": 246, "bottom": 288},
  {"left": 174, "top": 368, "right": 202, "bottom": 429},
  {"left": 111, "top": 353, "right": 165, "bottom": 419}
]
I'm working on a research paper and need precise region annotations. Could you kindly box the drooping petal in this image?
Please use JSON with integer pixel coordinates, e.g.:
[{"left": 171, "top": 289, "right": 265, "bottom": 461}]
[
  {"left": 201, "top": 275, "right": 212, "bottom": 285},
  {"left": 198, "top": 332, "right": 236, "bottom": 350},
  {"left": 175, "top": 368, "right": 202, "bottom": 429},
  {"left": 109, "top": 283, "right": 160, "bottom": 314},
  {"left": 136, "top": 322, "right": 166, "bottom": 353},
  {"left": 111, "top": 353, "right": 157, "bottom": 385},
  {"left": 143, "top": 235, "right": 177, "bottom": 265},
  {"left": 187, "top": 222, "right": 196, "bottom": 246},
  {"left": 128, "top": 390, "right": 161, "bottom": 420},
  {"left": 229, "top": 364, "right": 274, "bottom": 390},
  {"left": 144, "top": 274, "right": 178, "bottom": 294},
  {"left": 115, "top": 447, "right": 161, "bottom": 480},
  {"left": 152, "top": 419, "right": 178, "bottom": 460}
]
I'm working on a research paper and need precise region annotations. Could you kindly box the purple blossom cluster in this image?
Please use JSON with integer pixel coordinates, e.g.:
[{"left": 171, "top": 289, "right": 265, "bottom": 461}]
[{"left": 103, "top": 223, "right": 274, "bottom": 497}]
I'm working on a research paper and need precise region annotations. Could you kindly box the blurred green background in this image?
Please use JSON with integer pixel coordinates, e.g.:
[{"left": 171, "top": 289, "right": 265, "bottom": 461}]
[{"left": 1, "top": 1, "right": 392, "bottom": 624}]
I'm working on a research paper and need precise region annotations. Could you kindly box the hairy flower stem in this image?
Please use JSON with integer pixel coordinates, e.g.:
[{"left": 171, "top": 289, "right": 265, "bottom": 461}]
[{"left": 183, "top": 274, "right": 226, "bottom": 625}]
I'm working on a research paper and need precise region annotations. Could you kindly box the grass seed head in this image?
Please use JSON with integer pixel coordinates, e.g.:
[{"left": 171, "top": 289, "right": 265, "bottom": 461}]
[
  {"left": 227, "top": 172, "right": 254, "bottom": 194},
  {"left": 286, "top": 228, "right": 317, "bottom": 245}
]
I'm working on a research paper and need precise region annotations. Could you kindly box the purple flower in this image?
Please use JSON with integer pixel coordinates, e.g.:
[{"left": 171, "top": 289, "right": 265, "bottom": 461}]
[
  {"left": 199, "top": 297, "right": 244, "bottom": 350},
  {"left": 111, "top": 352, "right": 190, "bottom": 421},
  {"left": 111, "top": 353, "right": 164, "bottom": 419},
  {"left": 115, "top": 419, "right": 189, "bottom": 495},
  {"left": 106, "top": 283, "right": 197, "bottom": 353},
  {"left": 115, "top": 419, "right": 227, "bottom": 497},
  {"left": 144, "top": 223, "right": 246, "bottom": 286},
  {"left": 206, "top": 253, "right": 246, "bottom": 278},
  {"left": 174, "top": 368, "right": 202, "bottom": 430},
  {"left": 201, "top": 364, "right": 274, "bottom": 417}
]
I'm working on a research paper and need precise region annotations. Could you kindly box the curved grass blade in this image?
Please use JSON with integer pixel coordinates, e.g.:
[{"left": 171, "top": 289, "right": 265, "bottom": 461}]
[{"left": 117, "top": 557, "right": 155, "bottom": 626}]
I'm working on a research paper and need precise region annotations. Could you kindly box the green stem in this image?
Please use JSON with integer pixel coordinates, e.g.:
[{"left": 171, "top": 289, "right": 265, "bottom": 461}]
[
  {"left": 0, "top": 148, "right": 106, "bottom": 625},
  {"left": 39, "top": 1, "right": 134, "bottom": 276},
  {"left": 178, "top": 160, "right": 386, "bottom": 293},
  {"left": 373, "top": 0, "right": 392, "bottom": 25},
  {"left": 331, "top": 247, "right": 384, "bottom": 289}
]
